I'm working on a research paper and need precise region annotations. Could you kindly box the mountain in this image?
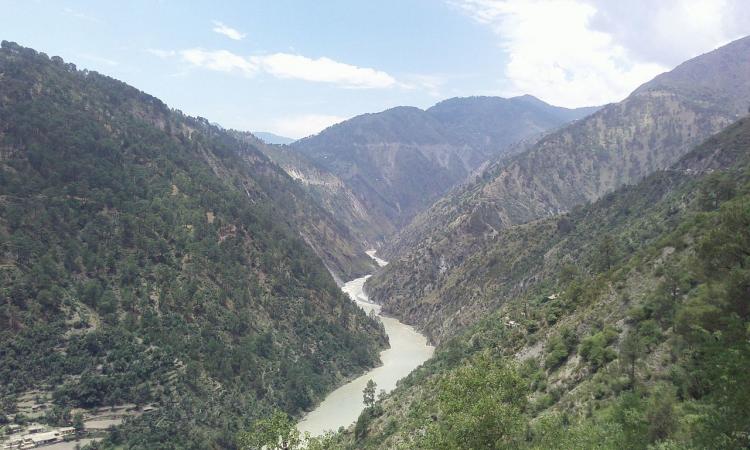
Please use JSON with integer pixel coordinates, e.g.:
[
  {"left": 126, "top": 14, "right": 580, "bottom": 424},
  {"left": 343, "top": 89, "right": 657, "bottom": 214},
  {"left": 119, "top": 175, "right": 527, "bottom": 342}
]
[
  {"left": 292, "top": 96, "right": 596, "bottom": 234},
  {"left": 371, "top": 35, "right": 750, "bottom": 343},
  {"left": 238, "top": 133, "right": 392, "bottom": 250},
  {"left": 226, "top": 131, "right": 379, "bottom": 281},
  {"left": 329, "top": 113, "right": 750, "bottom": 450},
  {"left": 0, "top": 41, "right": 387, "bottom": 448},
  {"left": 426, "top": 95, "right": 600, "bottom": 166},
  {"left": 253, "top": 131, "right": 296, "bottom": 145}
]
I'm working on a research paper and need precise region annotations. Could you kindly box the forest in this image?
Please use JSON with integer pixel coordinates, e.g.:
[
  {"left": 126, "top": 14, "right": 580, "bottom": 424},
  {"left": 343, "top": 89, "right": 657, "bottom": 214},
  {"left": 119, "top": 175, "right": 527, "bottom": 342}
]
[{"left": 0, "top": 41, "right": 386, "bottom": 449}]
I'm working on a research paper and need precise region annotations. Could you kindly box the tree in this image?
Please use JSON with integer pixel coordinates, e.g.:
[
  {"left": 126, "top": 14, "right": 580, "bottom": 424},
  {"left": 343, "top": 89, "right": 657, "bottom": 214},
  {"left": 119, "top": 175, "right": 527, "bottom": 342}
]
[
  {"left": 545, "top": 327, "right": 578, "bottom": 370},
  {"left": 698, "top": 198, "right": 750, "bottom": 274},
  {"left": 363, "top": 379, "right": 376, "bottom": 408},
  {"left": 354, "top": 409, "right": 372, "bottom": 441},
  {"left": 698, "top": 172, "right": 736, "bottom": 211},
  {"left": 646, "top": 384, "right": 678, "bottom": 443},
  {"left": 595, "top": 235, "right": 617, "bottom": 272},
  {"left": 419, "top": 353, "right": 528, "bottom": 449},
  {"left": 579, "top": 326, "right": 619, "bottom": 371},
  {"left": 72, "top": 412, "right": 85, "bottom": 434},
  {"left": 238, "top": 410, "right": 301, "bottom": 450},
  {"left": 620, "top": 331, "right": 642, "bottom": 388}
]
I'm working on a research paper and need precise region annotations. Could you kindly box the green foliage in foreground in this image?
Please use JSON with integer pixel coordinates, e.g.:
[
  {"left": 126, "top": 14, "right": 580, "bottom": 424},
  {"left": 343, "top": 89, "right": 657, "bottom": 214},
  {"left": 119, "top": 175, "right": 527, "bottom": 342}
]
[
  {"left": 415, "top": 353, "right": 528, "bottom": 449},
  {"left": 237, "top": 410, "right": 348, "bottom": 450},
  {"left": 238, "top": 410, "right": 303, "bottom": 450}
]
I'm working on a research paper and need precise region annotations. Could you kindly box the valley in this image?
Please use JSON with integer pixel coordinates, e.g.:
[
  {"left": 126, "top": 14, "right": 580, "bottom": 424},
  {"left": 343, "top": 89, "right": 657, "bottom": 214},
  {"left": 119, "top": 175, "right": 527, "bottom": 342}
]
[
  {"left": 297, "top": 252, "right": 434, "bottom": 438},
  {"left": 1, "top": 8, "right": 750, "bottom": 449}
]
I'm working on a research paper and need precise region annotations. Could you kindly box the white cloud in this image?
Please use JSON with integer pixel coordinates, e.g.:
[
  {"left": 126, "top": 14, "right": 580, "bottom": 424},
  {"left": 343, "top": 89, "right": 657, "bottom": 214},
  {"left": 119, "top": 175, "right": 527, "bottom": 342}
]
[
  {"left": 212, "top": 20, "right": 246, "bottom": 41},
  {"left": 452, "top": 0, "right": 667, "bottom": 107},
  {"left": 399, "top": 74, "right": 447, "bottom": 97},
  {"left": 147, "top": 48, "right": 176, "bottom": 58},
  {"left": 256, "top": 53, "right": 397, "bottom": 89},
  {"left": 451, "top": 0, "right": 750, "bottom": 107},
  {"left": 63, "top": 7, "right": 102, "bottom": 24},
  {"left": 588, "top": 0, "right": 750, "bottom": 66},
  {"left": 269, "top": 114, "right": 347, "bottom": 139},
  {"left": 78, "top": 53, "right": 119, "bottom": 67},
  {"left": 179, "top": 48, "right": 258, "bottom": 76},
  {"left": 163, "top": 48, "right": 397, "bottom": 89}
]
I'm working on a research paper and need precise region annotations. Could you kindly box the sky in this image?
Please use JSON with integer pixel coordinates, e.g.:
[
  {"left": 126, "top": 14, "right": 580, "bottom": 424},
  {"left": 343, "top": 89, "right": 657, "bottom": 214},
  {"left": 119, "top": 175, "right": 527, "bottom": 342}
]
[{"left": 1, "top": 0, "right": 749, "bottom": 139}]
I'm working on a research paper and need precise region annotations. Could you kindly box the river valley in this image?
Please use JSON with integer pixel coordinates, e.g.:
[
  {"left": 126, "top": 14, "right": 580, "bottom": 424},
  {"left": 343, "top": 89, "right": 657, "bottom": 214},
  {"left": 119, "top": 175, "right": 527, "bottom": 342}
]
[{"left": 296, "top": 252, "right": 434, "bottom": 437}]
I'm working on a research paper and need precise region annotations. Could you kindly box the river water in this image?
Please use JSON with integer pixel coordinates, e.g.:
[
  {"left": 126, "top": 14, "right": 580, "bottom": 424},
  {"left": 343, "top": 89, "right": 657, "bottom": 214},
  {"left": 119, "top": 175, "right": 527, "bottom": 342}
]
[{"left": 296, "top": 251, "right": 434, "bottom": 437}]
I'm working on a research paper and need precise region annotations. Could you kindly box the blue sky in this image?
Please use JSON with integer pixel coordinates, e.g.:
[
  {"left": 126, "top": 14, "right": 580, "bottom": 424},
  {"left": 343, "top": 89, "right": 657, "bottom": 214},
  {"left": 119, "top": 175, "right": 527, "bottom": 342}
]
[{"left": 2, "top": 1, "right": 749, "bottom": 138}]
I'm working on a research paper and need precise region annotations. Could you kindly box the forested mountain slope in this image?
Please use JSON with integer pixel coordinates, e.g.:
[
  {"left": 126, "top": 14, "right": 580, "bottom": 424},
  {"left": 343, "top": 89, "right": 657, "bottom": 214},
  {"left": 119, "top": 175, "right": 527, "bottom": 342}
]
[
  {"left": 292, "top": 96, "right": 595, "bottom": 234},
  {"left": 0, "top": 41, "right": 386, "bottom": 448},
  {"left": 372, "top": 36, "right": 750, "bottom": 343},
  {"left": 224, "top": 131, "right": 378, "bottom": 280},
  {"left": 235, "top": 132, "right": 391, "bottom": 251},
  {"left": 329, "top": 114, "right": 750, "bottom": 450}
]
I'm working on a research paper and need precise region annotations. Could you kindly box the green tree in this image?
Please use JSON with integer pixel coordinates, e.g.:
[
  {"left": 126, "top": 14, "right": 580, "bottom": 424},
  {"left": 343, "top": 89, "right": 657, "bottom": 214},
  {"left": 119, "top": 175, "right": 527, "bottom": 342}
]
[
  {"left": 545, "top": 327, "right": 578, "bottom": 370},
  {"left": 72, "top": 412, "right": 85, "bottom": 434},
  {"left": 578, "top": 326, "right": 619, "bottom": 371},
  {"left": 698, "top": 172, "right": 736, "bottom": 211},
  {"left": 619, "top": 331, "right": 642, "bottom": 388},
  {"left": 363, "top": 379, "right": 376, "bottom": 408},
  {"left": 238, "top": 410, "right": 301, "bottom": 450},
  {"left": 419, "top": 353, "right": 528, "bottom": 449},
  {"left": 646, "top": 384, "right": 678, "bottom": 443},
  {"left": 595, "top": 235, "right": 617, "bottom": 272}
]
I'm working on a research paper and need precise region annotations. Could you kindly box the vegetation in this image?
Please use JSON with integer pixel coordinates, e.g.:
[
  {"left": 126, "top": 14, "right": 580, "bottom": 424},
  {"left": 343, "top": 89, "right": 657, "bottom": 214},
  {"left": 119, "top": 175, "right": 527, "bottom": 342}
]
[
  {"left": 4, "top": 33, "right": 750, "bottom": 450},
  {"left": 325, "top": 116, "right": 750, "bottom": 448},
  {"left": 293, "top": 97, "right": 594, "bottom": 231},
  {"left": 372, "top": 36, "right": 750, "bottom": 344},
  {"left": 416, "top": 353, "right": 528, "bottom": 449},
  {"left": 362, "top": 380, "right": 376, "bottom": 409},
  {"left": 238, "top": 410, "right": 302, "bottom": 450},
  {"left": 0, "top": 41, "right": 386, "bottom": 449}
]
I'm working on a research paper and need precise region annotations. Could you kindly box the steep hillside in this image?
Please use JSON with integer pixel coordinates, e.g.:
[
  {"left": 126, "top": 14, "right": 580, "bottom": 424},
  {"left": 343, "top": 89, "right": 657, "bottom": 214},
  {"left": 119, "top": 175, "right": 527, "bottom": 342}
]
[
  {"left": 292, "top": 96, "right": 595, "bottom": 232},
  {"left": 373, "top": 36, "right": 750, "bottom": 342},
  {"left": 426, "top": 95, "right": 599, "bottom": 166},
  {"left": 0, "top": 41, "right": 387, "bottom": 448},
  {"left": 330, "top": 115, "right": 750, "bottom": 450},
  {"left": 231, "top": 132, "right": 379, "bottom": 280},
  {"left": 238, "top": 132, "right": 391, "bottom": 251}
]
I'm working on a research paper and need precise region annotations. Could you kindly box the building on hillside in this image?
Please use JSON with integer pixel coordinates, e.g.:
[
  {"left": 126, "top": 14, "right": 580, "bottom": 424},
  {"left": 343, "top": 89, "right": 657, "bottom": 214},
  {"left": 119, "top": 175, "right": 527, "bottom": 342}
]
[
  {"left": 2, "top": 427, "right": 75, "bottom": 449},
  {"left": 23, "top": 425, "right": 44, "bottom": 435},
  {"left": 58, "top": 427, "right": 75, "bottom": 437},
  {"left": 28, "top": 431, "right": 61, "bottom": 446}
]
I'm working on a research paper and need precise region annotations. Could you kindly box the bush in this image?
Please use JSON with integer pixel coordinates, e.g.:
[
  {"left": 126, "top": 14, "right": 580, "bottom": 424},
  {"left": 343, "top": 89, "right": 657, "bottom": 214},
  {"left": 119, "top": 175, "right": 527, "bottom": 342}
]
[
  {"left": 544, "top": 327, "right": 578, "bottom": 370},
  {"left": 579, "top": 326, "right": 619, "bottom": 371},
  {"left": 354, "top": 408, "right": 372, "bottom": 441}
]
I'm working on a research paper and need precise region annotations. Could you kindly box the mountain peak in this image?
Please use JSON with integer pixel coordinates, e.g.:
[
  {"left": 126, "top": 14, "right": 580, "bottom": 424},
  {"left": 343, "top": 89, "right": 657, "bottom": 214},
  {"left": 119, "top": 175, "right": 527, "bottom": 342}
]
[{"left": 252, "top": 131, "right": 296, "bottom": 145}]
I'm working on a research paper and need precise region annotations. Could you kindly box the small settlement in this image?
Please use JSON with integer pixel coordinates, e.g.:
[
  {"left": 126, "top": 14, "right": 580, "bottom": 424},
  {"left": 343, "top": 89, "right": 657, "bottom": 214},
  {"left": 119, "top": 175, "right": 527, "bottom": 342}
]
[{"left": 2, "top": 426, "right": 75, "bottom": 449}]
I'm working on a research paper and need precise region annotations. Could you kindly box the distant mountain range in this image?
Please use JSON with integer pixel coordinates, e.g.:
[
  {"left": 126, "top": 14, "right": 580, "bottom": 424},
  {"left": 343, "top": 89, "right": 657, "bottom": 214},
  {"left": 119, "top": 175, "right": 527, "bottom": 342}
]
[
  {"left": 291, "top": 96, "right": 597, "bottom": 236},
  {"left": 253, "top": 131, "right": 296, "bottom": 145}
]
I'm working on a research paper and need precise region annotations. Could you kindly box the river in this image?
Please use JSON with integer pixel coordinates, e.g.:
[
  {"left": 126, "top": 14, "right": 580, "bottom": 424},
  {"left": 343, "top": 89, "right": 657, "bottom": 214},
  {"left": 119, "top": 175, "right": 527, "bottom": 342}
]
[{"left": 296, "top": 251, "right": 434, "bottom": 437}]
